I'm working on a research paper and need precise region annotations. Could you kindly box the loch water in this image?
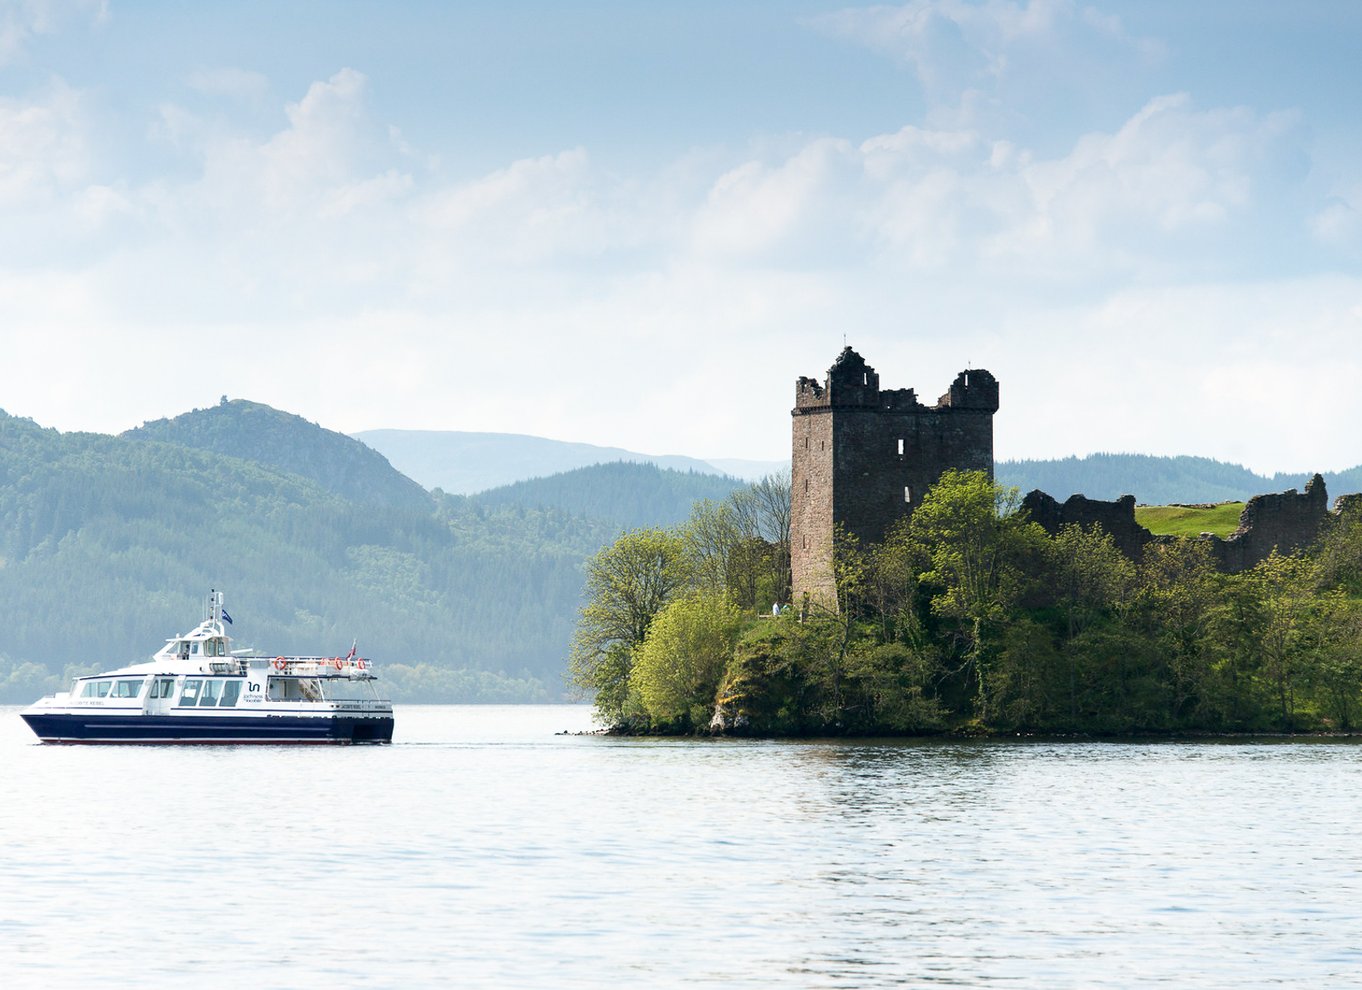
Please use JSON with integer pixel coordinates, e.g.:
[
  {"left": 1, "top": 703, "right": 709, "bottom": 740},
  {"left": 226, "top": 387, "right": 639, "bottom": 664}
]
[{"left": 2, "top": 705, "right": 1360, "bottom": 989}]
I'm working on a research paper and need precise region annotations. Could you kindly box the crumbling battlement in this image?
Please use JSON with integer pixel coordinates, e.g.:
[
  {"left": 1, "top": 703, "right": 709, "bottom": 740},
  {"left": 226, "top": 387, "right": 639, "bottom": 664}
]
[
  {"left": 1024, "top": 473, "right": 1345, "bottom": 573},
  {"left": 1213, "top": 474, "right": 1330, "bottom": 572},
  {"left": 1021, "top": 491, "right": 1153, "bottom": 560}
]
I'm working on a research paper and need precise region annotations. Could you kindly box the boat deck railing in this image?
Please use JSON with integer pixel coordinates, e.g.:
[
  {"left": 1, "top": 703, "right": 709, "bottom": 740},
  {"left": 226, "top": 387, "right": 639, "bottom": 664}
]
[{"left": 218, "top": 656, "right": 377, "bottom": 678}]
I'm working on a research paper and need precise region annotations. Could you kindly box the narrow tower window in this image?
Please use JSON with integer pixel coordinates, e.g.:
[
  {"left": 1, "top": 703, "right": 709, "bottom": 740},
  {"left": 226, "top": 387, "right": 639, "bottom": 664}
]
[
  {"left": 904, "top": 486, "right": 912, "bottom": 504},
  {"left": 897, "top": 438, "right": 904, "bottom": 456}
]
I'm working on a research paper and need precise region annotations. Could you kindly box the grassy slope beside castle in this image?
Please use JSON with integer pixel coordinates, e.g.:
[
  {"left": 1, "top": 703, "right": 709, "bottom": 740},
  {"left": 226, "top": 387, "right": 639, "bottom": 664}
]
[
  {"left": 1136, "top": 503, "right": 1245, "bottom": 538},
  {"left": 573, "top": 470, "right": 1362, "bottom": 736}
]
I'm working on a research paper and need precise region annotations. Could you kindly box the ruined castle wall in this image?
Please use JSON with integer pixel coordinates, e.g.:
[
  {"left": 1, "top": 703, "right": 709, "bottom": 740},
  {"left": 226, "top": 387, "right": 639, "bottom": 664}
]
[
  {"left": 1024, "top": 474, "right": 1336, "bottom": 574},
  {"left": 1211, "top": 475, "right": 1330, "bottom": 573},
  {"left": 1021, "top": 491, "right": 1153, "bottom": 560}
]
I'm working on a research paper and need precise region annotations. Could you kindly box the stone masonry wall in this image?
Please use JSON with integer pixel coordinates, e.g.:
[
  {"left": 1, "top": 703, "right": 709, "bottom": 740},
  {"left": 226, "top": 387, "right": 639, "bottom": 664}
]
[
  {"left": 791, "top": 348, "right": 999, "bottom": 607},
  {"left": 1024, "top": 474, "right": 1339, "bottom": 574},
  {"left": 1020, "top": 491, "right": 1153, "bottom": 560},
  {"left": 1210, "top": 474, "right": 1330, "bottom": 572}
]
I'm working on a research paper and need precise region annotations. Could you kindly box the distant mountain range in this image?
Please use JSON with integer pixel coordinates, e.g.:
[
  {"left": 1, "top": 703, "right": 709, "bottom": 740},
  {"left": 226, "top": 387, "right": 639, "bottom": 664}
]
[
  {"left": 353, "top": 426, "right": 1361, "bottom": 507},
  {"left": 352, "top": 429, "right": 785, "bottom": 494}
]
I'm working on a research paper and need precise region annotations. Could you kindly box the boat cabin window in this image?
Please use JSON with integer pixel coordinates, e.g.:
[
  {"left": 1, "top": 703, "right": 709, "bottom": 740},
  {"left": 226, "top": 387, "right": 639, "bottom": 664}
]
[
  {"left": 179, "top": 679, "right": 202, "bottom": 706},
  {"left": 267, "top": 677, "right": 322, "bottom": 702},
  {"left": 149, "top": 678, "right": 176, "bottom": 699},
  {"left": 79, "top": 680, "right": 113, "bottom": 698},
  {"left": 220, "top": 681, "right": 242, "bottom": 707},
  {"left": 198, "top": 680, "right": 222, "bottom": 707},
  {"left": 112, "top": 679, "right": 145, "bottom": 699}
]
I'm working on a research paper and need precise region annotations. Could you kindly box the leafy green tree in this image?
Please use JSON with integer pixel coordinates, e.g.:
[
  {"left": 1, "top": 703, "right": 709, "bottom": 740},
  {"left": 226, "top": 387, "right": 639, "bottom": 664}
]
[
  {"left": 1311, "top": 498, "right": 1362, "bottom": 595},
  {"left": 906, "top": 469, "right": 1044, "bottom": 721},
  {"left": 684, "top": 499, "right": 758, "bottom": 607},
  {"left": 1208, "top": 551, "right": 1322, "bottom": 730},
  {"left": 739, "top": 469, "right": 792, "bottom": 605},
  {"left": 1134, "top": 538, "right": 1223, "bottom": 726},
  {"left": 1045, "top": 523, "right": 1137, "bottom": 722},
  {"left": 842, "top": 640, "right": 945, "bottom": 733},
  {"left": 568, "top": 528, "right": 692, "bottom": 723},
  {"left": 988, "top": 616, "right": 1063, "bottom": 730},
  {"left": 631, "top": 591, "right": 745, "bottom": 727}
]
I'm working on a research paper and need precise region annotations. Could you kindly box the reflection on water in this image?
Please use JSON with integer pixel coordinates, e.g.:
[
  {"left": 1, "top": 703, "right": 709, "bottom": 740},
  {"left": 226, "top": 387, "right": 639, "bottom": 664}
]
[{"left": 2, "top": 706, "right": 1360, "bottom": 988}]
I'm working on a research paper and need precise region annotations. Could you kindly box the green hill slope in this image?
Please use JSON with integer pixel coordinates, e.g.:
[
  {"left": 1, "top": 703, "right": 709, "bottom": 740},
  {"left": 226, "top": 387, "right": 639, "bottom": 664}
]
[
  {"left": 0, "top": 407, "right": 622, "bottom": 703},
  {"left": 472, "top": 462, "right": 746, "bottom": 530},
  {"left": 128, "top": 399, "right": 431, "bottom": 512}
]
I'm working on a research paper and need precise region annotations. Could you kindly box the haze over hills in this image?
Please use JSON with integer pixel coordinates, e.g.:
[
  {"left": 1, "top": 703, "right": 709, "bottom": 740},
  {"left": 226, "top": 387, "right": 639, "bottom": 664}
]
[
  {"left": 353, "top": 424, "right": 1362, "bottom": 507},
  {"left": 353, "top": 428, "right": 784, "bottom": 494}
]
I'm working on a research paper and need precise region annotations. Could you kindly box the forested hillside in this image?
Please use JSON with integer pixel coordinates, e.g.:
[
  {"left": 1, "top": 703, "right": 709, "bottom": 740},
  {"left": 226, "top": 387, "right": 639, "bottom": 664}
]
[
  {"left": 997, "top": 453, "right": 1362, "bottom": 504},
  {"left": 472, "top": 462, "right": 746, "bottom": 530},
  {"left": 128, "top": 399, "right": 431, "bottom": 512},
  {"left": 0, "top": 406, "right": 656, "bottom": 703}
]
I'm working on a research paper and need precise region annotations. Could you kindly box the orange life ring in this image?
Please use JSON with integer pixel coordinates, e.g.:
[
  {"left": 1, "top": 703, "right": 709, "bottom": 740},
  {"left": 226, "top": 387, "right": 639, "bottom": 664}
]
[
  {"left": 272, "top": 657, "right": 287, "bottom": 671},
  {"left": 356, "top": 659, "right": 369, "bottom": 671},
  {"left": 333, "top": 657, "right": 343, "bottom": 670}
]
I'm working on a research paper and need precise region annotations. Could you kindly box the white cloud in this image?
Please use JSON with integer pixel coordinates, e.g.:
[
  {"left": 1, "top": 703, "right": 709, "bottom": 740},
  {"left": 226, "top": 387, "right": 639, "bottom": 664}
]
[
  {"left": 1311, "top": 190, "right": 1362, "bottom": 253},
  {"left": 808, "top": 0, "right": 1162, "bottom": 132},
  {"left": 0, "top": 0, "right": 105, "bottom": 65},
  {"left": 0, "top": 60, "right": 1356, "bottom": 472},
  {"left": 0, "top": 79, "right": 88, "bottom": 204},
  {"left": 692, "top": 138, "right": 859, "bottom": 260}
]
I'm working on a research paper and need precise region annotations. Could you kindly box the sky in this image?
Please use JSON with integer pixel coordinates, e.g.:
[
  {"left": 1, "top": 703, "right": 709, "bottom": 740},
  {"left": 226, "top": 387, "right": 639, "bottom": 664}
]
[{"left": 1, "top": 0, "right": 1360, "bottom": 473}]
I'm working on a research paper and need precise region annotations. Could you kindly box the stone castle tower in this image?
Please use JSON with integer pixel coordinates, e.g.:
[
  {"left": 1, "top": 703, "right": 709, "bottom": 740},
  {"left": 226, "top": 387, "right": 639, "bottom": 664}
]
[{"left": 790, "top": 347, "right": 1000, "bottom": 606}]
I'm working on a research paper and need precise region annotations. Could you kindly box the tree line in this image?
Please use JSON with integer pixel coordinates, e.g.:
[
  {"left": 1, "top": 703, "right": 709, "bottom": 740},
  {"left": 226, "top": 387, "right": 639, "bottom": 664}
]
[{"left": 571, "top": 469, "right": 1362, "bottom": 735}]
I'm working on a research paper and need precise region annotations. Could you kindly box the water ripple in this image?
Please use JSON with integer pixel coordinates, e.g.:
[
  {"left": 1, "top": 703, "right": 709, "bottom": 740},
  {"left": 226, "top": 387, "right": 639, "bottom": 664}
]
[{"left": 3, "top": 706, "right": 1361, "bottom": 988}]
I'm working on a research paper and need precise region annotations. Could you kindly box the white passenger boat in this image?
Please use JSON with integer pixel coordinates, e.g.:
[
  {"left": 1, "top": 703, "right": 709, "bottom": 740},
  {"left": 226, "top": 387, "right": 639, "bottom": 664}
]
[{"left": 20, "top": 592, "right": 394, "bottom": 744}]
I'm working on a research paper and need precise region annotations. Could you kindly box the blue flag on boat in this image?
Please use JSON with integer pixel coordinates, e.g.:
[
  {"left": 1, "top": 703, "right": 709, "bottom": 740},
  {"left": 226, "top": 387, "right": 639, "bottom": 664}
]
[{"left": 221, "top": 608, "right": 233, "bottom": 625}]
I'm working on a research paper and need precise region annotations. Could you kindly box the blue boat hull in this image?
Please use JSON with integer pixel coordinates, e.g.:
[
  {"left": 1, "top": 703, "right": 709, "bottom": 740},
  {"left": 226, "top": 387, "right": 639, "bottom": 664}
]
[{"left": 20, "top": 712, "right": 394, "bottom": 744}]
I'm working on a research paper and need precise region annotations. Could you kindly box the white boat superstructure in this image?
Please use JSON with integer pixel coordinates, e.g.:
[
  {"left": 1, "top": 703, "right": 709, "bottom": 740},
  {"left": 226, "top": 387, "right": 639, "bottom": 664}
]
[{"left": 21, "top": 591, "right": 394, "bottom": 744}]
